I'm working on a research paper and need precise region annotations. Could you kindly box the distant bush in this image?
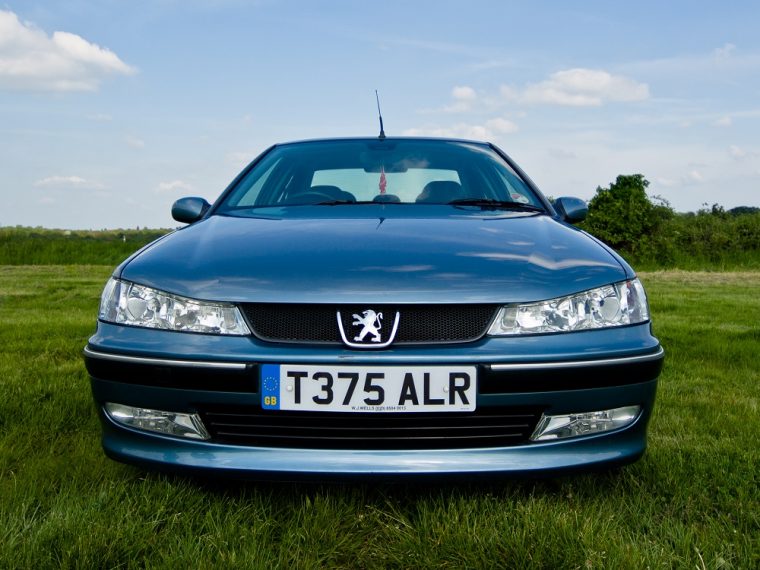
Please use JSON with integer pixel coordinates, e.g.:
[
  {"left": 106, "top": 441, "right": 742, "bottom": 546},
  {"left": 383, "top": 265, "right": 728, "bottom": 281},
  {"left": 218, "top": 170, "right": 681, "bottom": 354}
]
[
  {"left": 579, "top": 175, "right": 760, "bottom": 269},
  {"left": 728, "top": 206, "right": 760, "bottom": 216},
  {"left": 661, "top": 206, "right": 760, "bottom": 266},
  {"left": 0, "top": 227, "right": 169, "bottom": 265},
  {"left": 580, "top": 174, "right": 675, "bottom": 261}
]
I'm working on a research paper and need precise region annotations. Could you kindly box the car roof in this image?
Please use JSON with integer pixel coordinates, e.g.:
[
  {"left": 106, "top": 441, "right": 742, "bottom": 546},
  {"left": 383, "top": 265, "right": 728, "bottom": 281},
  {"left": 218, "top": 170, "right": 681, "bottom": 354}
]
[{"left": 272, "top": 136, "right": 493, "bottom": 148}]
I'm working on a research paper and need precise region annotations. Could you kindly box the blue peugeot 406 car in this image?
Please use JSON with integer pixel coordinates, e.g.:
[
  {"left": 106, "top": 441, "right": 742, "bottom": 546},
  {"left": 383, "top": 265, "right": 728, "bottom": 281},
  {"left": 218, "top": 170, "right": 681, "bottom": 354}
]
[{"left": 84, "top": 137, "right": 663, "bottom": 478}]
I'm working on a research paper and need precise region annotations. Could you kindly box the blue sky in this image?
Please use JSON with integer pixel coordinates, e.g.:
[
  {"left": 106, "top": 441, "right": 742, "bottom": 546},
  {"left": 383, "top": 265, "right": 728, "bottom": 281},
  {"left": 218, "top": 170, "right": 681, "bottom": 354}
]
[{"left": 2, "top": 0, "right": 759, "bottom": 229}]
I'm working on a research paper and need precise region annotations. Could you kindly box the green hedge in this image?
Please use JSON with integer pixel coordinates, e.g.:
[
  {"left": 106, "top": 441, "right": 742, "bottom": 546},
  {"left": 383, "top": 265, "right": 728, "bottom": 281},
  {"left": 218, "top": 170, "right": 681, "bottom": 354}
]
[
  {"left": 578, "top": 176, "right": 760, "bottom": 270},
  {"left": 0, "top": 227, "right": 169, "bottom": 265}
]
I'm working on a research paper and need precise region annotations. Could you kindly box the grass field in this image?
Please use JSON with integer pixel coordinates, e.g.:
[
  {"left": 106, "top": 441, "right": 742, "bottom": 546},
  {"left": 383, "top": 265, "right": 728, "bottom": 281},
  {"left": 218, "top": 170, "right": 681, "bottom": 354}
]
[{"left": 0, "top": 265, "right": 758, "bottom": 568}]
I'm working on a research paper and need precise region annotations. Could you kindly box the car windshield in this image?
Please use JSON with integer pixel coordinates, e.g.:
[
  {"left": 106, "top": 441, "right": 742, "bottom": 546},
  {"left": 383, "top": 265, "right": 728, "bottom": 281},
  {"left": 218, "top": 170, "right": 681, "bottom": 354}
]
[{"left": 216, "top": 139, "right": 545, "bottom": 211}]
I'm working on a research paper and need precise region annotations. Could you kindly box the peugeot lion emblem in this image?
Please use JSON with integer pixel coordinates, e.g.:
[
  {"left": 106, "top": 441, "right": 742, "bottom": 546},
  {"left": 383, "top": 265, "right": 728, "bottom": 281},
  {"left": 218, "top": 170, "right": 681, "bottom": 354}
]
[
  {"left": 352, "top": 309, "right": 383, "bottom": 342},
  {"left": 337, "top": 308, "right": 400, "bottom": 349}
]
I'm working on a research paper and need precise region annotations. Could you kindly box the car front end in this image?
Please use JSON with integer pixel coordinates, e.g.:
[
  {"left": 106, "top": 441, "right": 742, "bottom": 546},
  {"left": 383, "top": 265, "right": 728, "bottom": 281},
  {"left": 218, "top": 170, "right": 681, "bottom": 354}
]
[{"left": 84, "top": 137, "right": 663, "bottom": 478}]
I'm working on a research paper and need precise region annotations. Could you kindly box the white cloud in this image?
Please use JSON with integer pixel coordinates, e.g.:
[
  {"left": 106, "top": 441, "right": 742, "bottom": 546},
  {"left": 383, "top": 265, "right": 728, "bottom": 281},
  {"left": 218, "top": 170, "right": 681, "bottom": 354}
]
[
  {"left": 125, "top": 135, "right": 145, "bottom": 149},
  {"left": 728, "top": 145, "right": 760, "bottom": 161},
  {"left": 438, "top": 85, "right": 478, "bottom": 113},
  {"left": 623, "top": 44, "right": 760, "bottom": 78},
  {"left": 484, "top": 117, "right": 518, "bottom": 134},
  {"left": 451, "top": 85, "right": 476, "bottom": 101},
  {"left": 502, "top": 68, "right": 650, "bottom": 107},
  {"left": 654, "top": 169, "right": 712, "bottom": 192},
  {"left": 34, "top": 175, "right": 105, "bottom": 189},
  {"left": 86, "top": 113, "right": 112, "bottom": 122},
  {"left": 226, "top": 150, "right": 258, "bottom": 166},
  {"left": 729, "top": 145, "right": 747, "bottom": 159},
  {"left": 403, "top": 117, "right": 518, "bottom": 141},
  {"left": 713, "top": 116, "right": 732, "bottom": 127},
  {"left": 713, "top": 43, "right": 736, "bottom": 60},
  {"left": 0, "top": 10, "right": 136, "bottom": 91},
  {"left": 156, "top": 180, "right": 193, "bottom": 193},
  {"left": 687, "top": 170, "right": 704, "bottom": 183},
  {"left": 655, "top": 177, "right": 677, "bottom": 188}
]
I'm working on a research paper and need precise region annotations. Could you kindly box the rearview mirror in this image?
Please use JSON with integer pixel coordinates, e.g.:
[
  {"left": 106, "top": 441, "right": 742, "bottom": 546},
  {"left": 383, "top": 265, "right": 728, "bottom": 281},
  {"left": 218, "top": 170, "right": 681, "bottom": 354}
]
[
  {"left": 554, "top": 197, "right": 588, "bottom": 224},
  {"left": 172, "top": 197, "right": 210, "bottom": 224}
]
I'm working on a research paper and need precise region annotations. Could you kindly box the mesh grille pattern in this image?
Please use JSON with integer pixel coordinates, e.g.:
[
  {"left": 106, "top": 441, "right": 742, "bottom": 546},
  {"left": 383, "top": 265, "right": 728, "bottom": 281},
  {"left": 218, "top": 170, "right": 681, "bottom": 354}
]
[
  {"left": 240, "top": 303, "right": 498, "bottom": 345},
  {"left": 201, "top": 405, "right": 543, "bottom": 450},
  {"left": 243, "top": 304, "right": 336, "bottom": 343}
]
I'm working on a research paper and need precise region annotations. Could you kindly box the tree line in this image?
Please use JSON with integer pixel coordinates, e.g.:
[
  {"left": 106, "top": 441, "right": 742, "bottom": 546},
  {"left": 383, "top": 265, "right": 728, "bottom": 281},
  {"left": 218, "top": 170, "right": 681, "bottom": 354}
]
[{"left": 577, "top": 174, "right": 760, "bottom": 269}]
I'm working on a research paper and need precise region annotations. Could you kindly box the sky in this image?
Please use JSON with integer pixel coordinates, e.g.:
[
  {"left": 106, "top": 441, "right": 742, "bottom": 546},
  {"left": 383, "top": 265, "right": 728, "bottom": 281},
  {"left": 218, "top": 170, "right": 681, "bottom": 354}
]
[{"left": 1, "top": 0, "right": 759, "bottom": 229}]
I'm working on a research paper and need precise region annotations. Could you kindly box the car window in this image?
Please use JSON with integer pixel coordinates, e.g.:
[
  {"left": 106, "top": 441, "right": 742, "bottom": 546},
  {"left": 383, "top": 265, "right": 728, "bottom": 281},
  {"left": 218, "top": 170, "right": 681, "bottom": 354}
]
[
  {"left": 234, "top": 156, "right": 282, "bottom": 206},
  {"left": 218, "top": 139, "right": 544, "bottom": 210},
  {"left": 311, "top": 168, "right": 460, "bottom": 203},
  {"left": 492, "top": 165, "right": 534, "bottom": 204}
]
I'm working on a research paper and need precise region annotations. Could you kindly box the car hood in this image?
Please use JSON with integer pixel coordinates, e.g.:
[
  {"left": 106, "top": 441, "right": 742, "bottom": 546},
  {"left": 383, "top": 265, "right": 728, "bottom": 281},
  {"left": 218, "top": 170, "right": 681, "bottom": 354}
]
[{"left": 120, "top": 211, "right": 629, "bottom": 304}]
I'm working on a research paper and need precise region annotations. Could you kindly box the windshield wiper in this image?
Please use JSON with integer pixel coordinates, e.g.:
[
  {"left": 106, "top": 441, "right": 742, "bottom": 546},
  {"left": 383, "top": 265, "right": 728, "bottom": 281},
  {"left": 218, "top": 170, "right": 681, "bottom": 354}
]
[
  {"left": 315, "top": 200, "right": 400, "bottom": 206},
  {"left": 447, "top": 198, "right": 544, "bottom": 212}
]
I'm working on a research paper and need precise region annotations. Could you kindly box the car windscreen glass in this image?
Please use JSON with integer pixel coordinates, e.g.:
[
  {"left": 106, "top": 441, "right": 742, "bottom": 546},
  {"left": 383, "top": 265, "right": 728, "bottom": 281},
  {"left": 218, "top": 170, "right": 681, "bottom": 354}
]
[{"left": 217, "top": 139, "right": 544, "bottom": 210}]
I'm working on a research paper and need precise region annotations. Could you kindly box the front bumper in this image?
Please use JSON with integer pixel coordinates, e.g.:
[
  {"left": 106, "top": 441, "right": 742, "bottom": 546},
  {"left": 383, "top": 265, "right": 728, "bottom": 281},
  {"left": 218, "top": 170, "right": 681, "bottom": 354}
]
[
  {"left": 97, "top": 402, "right": 653, "bottom": 479},
  {"left": 85, "top": 321, "right": 663, "bottom": 477}
]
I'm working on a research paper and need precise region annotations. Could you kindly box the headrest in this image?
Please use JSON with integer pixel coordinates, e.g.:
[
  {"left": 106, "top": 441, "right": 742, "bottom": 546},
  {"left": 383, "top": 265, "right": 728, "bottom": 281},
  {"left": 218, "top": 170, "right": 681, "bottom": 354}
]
[{"left": 416, "top": 181, "right": 464, "bottom": 203}]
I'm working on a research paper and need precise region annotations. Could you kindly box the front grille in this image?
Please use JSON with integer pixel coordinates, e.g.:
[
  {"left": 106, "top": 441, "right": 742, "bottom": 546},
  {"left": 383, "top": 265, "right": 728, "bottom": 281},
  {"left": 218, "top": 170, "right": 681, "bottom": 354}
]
[
  {"left": 240, "top": 303, "right": 499, "bottom": 345},
  {"left": 200, "top": 405, "right": 543, "bottom": 449}
]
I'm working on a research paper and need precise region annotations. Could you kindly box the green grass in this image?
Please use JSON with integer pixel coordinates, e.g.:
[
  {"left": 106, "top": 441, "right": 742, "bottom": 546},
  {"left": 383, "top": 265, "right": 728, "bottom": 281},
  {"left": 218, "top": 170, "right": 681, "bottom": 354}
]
[{"left": 0, "top": 266, "right": 758, "bottom": 568}]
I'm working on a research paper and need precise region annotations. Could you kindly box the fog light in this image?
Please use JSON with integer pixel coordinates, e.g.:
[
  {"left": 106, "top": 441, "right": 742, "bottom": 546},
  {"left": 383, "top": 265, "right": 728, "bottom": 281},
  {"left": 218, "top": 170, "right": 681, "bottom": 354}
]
[
  {"left": 104, "top": 403, "right": 210, "bottom": 440},
  {"left": 530, "top": 405, "right": 640, "bottom": 441}
]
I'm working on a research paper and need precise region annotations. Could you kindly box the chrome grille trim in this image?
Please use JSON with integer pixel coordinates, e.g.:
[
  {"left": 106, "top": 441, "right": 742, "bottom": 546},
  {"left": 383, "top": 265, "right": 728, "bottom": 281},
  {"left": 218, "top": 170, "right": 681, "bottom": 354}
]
[
  {"left": 83, "top": 346, "right": 248, "bottom": 370},
  {"left": 488, "top": 347, "right": 665, "bottom": 371}
]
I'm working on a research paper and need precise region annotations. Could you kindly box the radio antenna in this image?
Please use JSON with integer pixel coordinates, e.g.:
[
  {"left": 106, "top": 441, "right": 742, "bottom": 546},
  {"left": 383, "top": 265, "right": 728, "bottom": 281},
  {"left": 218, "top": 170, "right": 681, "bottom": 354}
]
[{"left": 375, "top": 90, "right": 386, "bottom": 140}]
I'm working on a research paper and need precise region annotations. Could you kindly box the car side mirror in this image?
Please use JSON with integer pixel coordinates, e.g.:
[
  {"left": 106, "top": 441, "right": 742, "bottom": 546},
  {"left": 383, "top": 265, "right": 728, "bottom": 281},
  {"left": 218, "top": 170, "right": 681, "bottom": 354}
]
[
  {"left": 172, "top": 197, "right": 210, "bottom": 224},
  {"left": 554, "top": 197, "right": 588, "bottom": 224}
]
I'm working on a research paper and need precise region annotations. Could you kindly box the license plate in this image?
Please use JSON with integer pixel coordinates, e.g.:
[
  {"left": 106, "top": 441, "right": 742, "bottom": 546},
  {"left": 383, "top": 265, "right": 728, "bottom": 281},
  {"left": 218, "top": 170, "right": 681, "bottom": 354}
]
[{"left": 260, "top": 364, "right": 476, "bottom": 413}]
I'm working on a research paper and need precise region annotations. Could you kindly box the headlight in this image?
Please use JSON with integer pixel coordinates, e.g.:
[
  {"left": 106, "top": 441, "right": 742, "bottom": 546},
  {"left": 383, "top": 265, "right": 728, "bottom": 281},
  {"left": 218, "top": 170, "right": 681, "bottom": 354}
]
[
  {"left": 98, "top": 278, "right": 250, "bottom": 335},
  {"left": 488, "top": 278, "right": 649, "bottom": 336}
]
